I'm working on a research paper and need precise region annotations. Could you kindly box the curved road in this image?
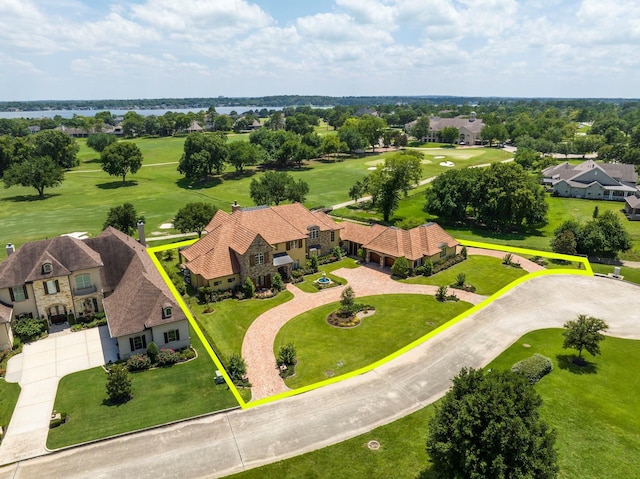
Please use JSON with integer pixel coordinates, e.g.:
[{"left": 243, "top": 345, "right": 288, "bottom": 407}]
[{"left": 2, "top": 274, "right": 638, "bottom": 479}]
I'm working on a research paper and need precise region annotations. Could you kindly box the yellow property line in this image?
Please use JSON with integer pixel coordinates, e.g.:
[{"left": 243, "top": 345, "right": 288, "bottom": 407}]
[{"left": 147, "top": 239, "right": 593, "bottom": 410}]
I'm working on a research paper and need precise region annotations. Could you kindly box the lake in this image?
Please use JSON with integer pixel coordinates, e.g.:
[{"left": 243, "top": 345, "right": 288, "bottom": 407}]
[{"left": 0, "top": 106, "right": 284, "bottom": 119}]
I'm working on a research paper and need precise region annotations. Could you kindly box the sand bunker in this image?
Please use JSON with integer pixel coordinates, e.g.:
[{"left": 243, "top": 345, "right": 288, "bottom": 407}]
[
  {"left": 439, "top": 161, "right": 455, "bottom": 167},
  {"left": 434, "top": 155, "right": 445, "bottom": 159}
]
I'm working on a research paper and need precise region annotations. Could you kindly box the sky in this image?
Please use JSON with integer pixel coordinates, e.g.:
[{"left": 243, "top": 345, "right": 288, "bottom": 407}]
[{"left": 1, "top": 0, "right": 639, "bottom": 101}]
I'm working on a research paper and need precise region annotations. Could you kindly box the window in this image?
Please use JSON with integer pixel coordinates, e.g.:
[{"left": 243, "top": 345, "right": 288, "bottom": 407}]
[
  {"left": 44, "top": 280, "right": 60, "bottom": 295},
  {"left": 228, "top": 278, "right": 235, "bottom": 283},
  {"left": 42, "top": 262, "right": 52, "bottom": 274},
  {"left": 163, "top": 307, "right": 172, "bottom": 319},
  {"left": 255, "top": 253, "right": 264, "bottom": 265},
  {"left": 309, "top": 227, "right": 319, "bottom": 240},
  {"left": 331, "top": 231, "right": 335, "bottom": 242},
  {"left": 129, "top": 335, "right": 147, "bottom": 352},
  {"left": 164, "top": 329, "right": 181, "bottom": 344},
  {"left": 75, "top": 274, "right": 92, "bottom": 289},
  {"left": 439, "top": 246, "right": 447, "bottom": 259},
  {"left": 214, "top": 281, "right": 221, "bottom": 286},
  {"left": 10, "top": 285, "right": 28, "bottom": 302}
]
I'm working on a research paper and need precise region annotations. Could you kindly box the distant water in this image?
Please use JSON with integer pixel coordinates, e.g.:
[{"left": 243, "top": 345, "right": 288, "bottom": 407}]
[{"left": 0, "top": 106, "right": 283, "bottom": 120}]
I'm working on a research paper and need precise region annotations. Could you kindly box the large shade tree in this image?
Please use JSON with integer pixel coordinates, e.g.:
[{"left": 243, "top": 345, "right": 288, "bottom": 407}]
[
  {"left": 249, "top": 171, "right": 309, "bottom": 206},
  {"left": 103, "top": 202, "right": 143, "bottom": 235},
  {"left": 100, "top": 141, "right": 143, "bottom": 183},
  {"left": 178, "top": 132, "right": 228, "bottom": 181},
  {"left": 173, "top": 202, "right": 218, "bottom": 238},
  {"left": 427, "top": 367, "right": 558, "bottom": 479},
  {"left": 2, "top": 155, "right": 64, "bottom": 198},
  {"left": 562, "top": 314, "right": 609, "bottom": 363},
  {"left": 32, "top": 129, "right": 79, "bottom": 168}
]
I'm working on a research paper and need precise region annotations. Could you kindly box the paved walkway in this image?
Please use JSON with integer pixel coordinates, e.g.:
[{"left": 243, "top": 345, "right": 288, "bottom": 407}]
[
  {"left": 243, "top": 248, "right": 541, "bottom": 401},
  {"left": 0, "top": 326, "right": 118, "bottom": 464},
  {"left": 2, "top": 275, "right": 640, "bottom": 478}
]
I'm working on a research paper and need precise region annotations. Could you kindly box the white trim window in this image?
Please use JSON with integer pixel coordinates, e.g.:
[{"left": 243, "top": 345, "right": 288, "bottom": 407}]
[
  {"left": 164, "top": 329, "right": 181, "bottom": 344},
  {"left": 44, "top": 279, "right": 60, "bottom": 295},
  {"left": 75, "top": 274, "right": 92, "bottom": 289},
  {"left": 255, "top": 253, "right": 264, "bottom": 265},
  {"left": 10, "top": 285, "right": 28, "bottom": 302},
  {"left": 309, "top": 227, "right": 319, "bottom": 240}
]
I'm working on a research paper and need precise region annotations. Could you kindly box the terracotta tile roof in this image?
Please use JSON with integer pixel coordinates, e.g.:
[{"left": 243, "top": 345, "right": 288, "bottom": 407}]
[
  {"left": 0, "top": 301, "right": 12, "bottom": 324},
  {"left": 0, "top": 236, "right": 103, "bottom": 289},
  {"left": 342, "top": 222, "right": 458, "bottom": 260},
  {"left": 186, "top": 203, "right": 342, "bottom": 281}
]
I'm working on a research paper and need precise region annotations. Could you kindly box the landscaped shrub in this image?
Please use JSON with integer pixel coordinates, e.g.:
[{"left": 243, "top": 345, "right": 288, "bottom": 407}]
[
  {"left": 168, "top": 270, "right": 186, "bottom": 295},
  {"left": 332, "top": 246, "right": 343, "bottom": 260},
  {"left": 277, "top": 342, "right": 297, "bottom": 367},
  {"left": 49, "top": 412, "right": 68, "bottom": 429},
  {"left": 227, "top": 353, "right": 247, "bottom": 384},
  {"left": 391, "top": 256, "right": 410, "bottom": 279},
  {"left": 67, "top": 313, "right": 76, "bottom": 325},
  {"left": 310, "top": 255, "right": 319, "bottom": 273},
  {"left": 340, "top": 286, "right": 356, "bottom": 314},
  {"left": 435, "top": 285, "right": 448, "bottom": 302},
  {"left": 106, "top": 364, "right": 132, "bottom": 403},
  {"left": 455, "top": 272, "right": 466, "bottom": 287},
  {"left": 432, "top": 254, "right": 466, "bottom": 275},
  {"left": 127, "top": 354, "right": 151, "bottom": 371},
  {"left": 180, "top": 348, "right": 196, "bottom": 361},
  {"left": 243, "top": 277, "right": 255, "bottom": 298},
  {"left": 12, "top": 317, "right": 48, "bottom": 342},
  {"left": 461, "top": 245, "right": 468, "bottom": 259},
  {"left": 272, "top": 273, "right": 284, "bottom": 292},
  {"left": 146, "top": 342, "right": 159, "bottom": 363},
  {"left": 423, "top": 259, "right": 433, "bottom": 276},
  {"left": 511, "top": 354, "right": 553, "bottom": 384},
  {"left": 157, "top": 348, "right": 180, "bottom": 366}
]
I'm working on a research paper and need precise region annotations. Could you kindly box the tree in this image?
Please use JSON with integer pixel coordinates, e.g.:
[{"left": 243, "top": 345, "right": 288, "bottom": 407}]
[
  {"left": 243, "top": 277, "right": 255, "bottom": 298},
  {"left": 121, "top": 111, "right": 145, "bottom": 137},
  {"left": 106, "top": 364, "right": 132, "bottom": 403},
  {"left": 357, "top": 115, "right": 387, "bottom": 151},
  {"left": 227, "top": 353, "right": 247, "bottom": 383},
  {"left": 410, "top": 116, "right": 430, "bottom": 141},
  {"left": 146, "top": 342, "right": 159, "bottom": 364},
  {"left": 227, "top": 141, "right": 261, "bottom": 174},
  {"left": 2, "top": 155, "right": 64, "bottom": 198},
  {"left": 104, "top": 202, "right": 142, "bottom": 235},
  {"left": 427, "top": 368, "right": 558, "bottom": 479},
  {"left": 440, "top": 126, "right": 460, "bottom": 144},
  {"left": 338, "top": 118, "right": 368, "bottom": 152},
  {"left": 340, "top": 286, "right": 356, "bottom": 314},
  {"left": 86, "top": 133, "right": 118, "bottom": 153},
  {"left": 556, "top": 212, "right": 631, "bottom": 258},
  {"left": 562, "top": 314, "right": 609, "bottom": 362},
  {"left": 249, "top": 171, "right": 310, "bottom": 206},
  {"left": 391, "top": 256, "right": 410, "bottom": 278},
  {"left": 321, "top": 134, "right": 341, "bottom": 160},
  {"left": 550, "top": 229, "right": 578, "bottom": 255},
  {"left": 272, "top": 272, "right": 284, "bottom": 292},
  {"left": 178, "top": 132, "right": 228, "bottom": 181},
  {"left": 100, "top": 141, "right": 143, "bottom": 183},
  {"left": 173, "top": 202, "right": 218, "bottom": 238},
  {"left": 31, "top": 129, "right": 80, "bottom": 168},
  {"left": 425, "top": 168, "right": 476, "bottom": 222}
]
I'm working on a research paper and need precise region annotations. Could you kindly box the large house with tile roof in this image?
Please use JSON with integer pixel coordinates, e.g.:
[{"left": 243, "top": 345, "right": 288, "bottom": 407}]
[
  {"left": 182, "top": 203, "right": 342, "bottom": 290},
  {"left": 542, "top": 160, "right": 638, "bottom": 201},
  {"left": 340, "top": 222, "right": 459, "bottom": 268},
  {"left": 0, "top": 228, "right": 190, "bottom": 358},
  {"left": 405, "top": 113, "right": 485, "bottom": 145}
]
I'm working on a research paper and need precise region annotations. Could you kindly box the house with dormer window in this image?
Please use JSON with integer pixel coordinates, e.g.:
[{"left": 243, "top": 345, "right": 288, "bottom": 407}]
[
  {"left": 0, "top": 228, "right": 190, "bottom": 358},
  {"left": 181, "top": 203, "right": 342, "bottom": 291}
]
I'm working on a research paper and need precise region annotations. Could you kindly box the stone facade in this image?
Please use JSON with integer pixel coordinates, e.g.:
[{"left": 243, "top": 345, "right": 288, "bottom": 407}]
[
  {"left": 308, "top": 230, "right": 340, "bottom": 257},
  {"left": 32, "top": 276, "right": 74, "bottom": 322},
  {"left": 241, "top": 236, "right": 276, "bottom": 289}
]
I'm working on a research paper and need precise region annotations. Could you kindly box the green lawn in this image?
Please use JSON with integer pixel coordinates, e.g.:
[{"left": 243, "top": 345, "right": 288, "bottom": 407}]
[
  {"left": 231, "top": 329, "right": 640, "bottom": 479},
  {"left": 0, "top": 378, "right": 20, "bottom": 431},
  {"left": 293, "top": 257, "right": 359, "bottom": 293},
  {"left": 590, "top": 263, "right": 640, "bottom": 284},
  {"left": 401, "top": 255, "right": 529, "bottom": 296},
  {"left": 191, "top": 291, "right": 293, "bottom": 364},
  {"left": 276, "top": 294, "right": 472, "bottom": 389},
  {"left": 46, "top": 332, "right": 238, "bottom": 449}
]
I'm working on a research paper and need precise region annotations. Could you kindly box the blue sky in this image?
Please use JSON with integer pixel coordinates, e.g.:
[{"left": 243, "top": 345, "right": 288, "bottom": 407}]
[{"left": 0, "top": 0, "right": 638, "bottom": 101}]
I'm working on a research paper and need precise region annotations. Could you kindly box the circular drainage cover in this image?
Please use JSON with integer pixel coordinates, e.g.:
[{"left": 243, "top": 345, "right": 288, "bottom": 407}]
[
  {"left": 325, "top": 370, "right": 334, "bottom": 377},
  {"left": 523, "top": 343, "right": 531, "bottom": 348},
  {"left": 368, "top": 440, "right": 381, "bottom": 450}
]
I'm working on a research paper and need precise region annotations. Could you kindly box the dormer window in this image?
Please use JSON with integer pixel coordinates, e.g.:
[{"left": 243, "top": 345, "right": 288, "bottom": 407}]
[
  {"left": 308, "top": 226, "right": 319, "bottom": 240},
  {"left": 42, "top": 262, "right": 52, "bottom": 274},
  {"left": 162, "top": 306, "right": 173, "bottom": 319}
]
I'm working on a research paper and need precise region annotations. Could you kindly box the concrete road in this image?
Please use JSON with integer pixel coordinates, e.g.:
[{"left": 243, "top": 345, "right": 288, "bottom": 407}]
[{"left": 1, "top": 275, "right": 638, "bottom": 478}]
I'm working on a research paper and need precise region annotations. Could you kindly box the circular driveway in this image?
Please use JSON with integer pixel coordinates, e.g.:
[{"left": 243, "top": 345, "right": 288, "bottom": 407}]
[{"left": 3, "top": 274, "right": 637, "bottom": 478}]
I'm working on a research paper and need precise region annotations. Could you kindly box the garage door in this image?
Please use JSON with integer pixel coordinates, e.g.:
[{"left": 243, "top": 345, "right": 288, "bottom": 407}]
[
  {"left": 369, "top": 252, "right": 381, "bottom": 264},
  {"left": 385, "top": 256, "right": 395, "bottom": 267}
]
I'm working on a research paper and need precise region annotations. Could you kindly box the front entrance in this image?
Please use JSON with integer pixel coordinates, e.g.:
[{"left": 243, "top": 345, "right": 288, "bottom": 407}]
[{"left": 48, "top": 304, "right": 68, "bottom": 325}]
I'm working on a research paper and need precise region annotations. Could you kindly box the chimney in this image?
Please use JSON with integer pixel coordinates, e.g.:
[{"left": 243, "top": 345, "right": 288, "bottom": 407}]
[
  {"left": 6, "top": 243, "right": 15, "bottom": 257},
  {"left": 137, "top": 221, "right": 146, "bottom": 246},
  {"left": 231, "top": 200, "right": 241, "bottom": 213}
]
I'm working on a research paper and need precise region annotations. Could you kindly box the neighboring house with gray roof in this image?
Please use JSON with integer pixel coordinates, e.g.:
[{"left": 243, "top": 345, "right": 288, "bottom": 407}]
[
  {"left": 0, "top": 228, "right": 189, "bottom": 357},
  {"left": 405, "top": 113, "right": 485, "bottom": 145},
  {"left": 542, "top": 160, "right": 638, "bottom": 201}
]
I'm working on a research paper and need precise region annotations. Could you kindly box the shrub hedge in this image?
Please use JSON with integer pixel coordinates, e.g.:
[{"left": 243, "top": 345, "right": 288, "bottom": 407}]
[{"left": 511, "top": 353, "right": 553, "bottom": 384}]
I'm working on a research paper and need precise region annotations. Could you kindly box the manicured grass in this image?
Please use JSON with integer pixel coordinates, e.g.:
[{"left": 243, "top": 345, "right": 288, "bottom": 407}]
[
  {"left": 191, "top": 291, "right": 293, "bottom": 363},
  {"left": 0, "top": 378, "right": 21, "bottom": 430},
  {"left": 293, "top": 258, "right": 359, "bottom": 293},
  {"left": 276, "top": 294, "right": 472, "bottom": 389},
  {"left": 47, "top": 333, "right": 238, "bottom": 449},
  {"left": 590, "top": 263, "right": 640, "bottom": 284},
  {"left": 401, "top": 255, "right": 529, "bottom": 296},
  {"left": 231, "top": 329, "right": 640, "bottom": 479}
]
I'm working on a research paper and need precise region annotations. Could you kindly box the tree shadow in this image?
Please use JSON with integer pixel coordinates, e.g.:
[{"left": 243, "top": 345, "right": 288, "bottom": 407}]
[
  {"left": 414, "top": 467, "right": 438, "bottom": 479},
  {"left": 83, "top": 158, "right": 102, "bottom": 165},
  {"left": 556, "top": 354, "right": 598, "bottom": 374},
  {"left": 221, "top": 170, "right": 256, "bottom": 181},
  {"left": 96, "top": 180, "right": 138, "bottom": 189},
  {"left": 2, "top": 193, "right": 61, "bottom": 202},
  {"left": 176, "top": 176, "right": 222, "bottom": 190},
  {"left": 101, "top": 397, "right": 132, "bottom": 407}
]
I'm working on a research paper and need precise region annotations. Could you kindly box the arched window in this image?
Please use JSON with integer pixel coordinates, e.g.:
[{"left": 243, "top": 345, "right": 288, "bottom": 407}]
[{"left": 42, "top": 262, "right": 52, "bottom": 274}]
